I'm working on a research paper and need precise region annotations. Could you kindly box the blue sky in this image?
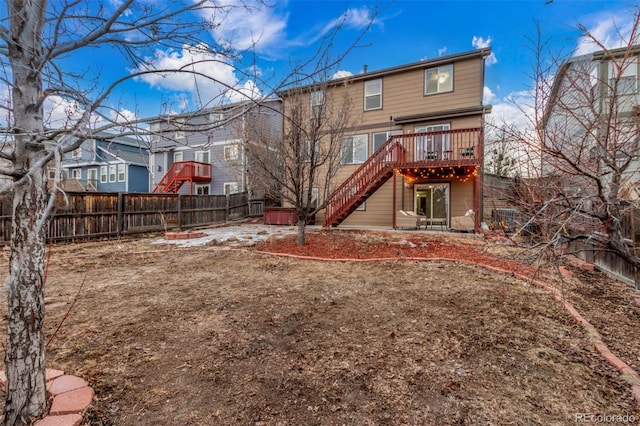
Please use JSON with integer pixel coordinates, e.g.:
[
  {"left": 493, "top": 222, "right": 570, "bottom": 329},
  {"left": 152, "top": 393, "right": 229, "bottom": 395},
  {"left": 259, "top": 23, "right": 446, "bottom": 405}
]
[{"left": 38, "top": 0, "right": 640, "bottom": 130}]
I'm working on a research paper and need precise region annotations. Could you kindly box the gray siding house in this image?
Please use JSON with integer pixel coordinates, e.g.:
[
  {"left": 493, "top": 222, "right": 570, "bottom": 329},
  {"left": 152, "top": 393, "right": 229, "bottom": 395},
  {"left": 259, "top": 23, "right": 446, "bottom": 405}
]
[{"left": 147, "top": 98, "right": 282, "bottom": 195}]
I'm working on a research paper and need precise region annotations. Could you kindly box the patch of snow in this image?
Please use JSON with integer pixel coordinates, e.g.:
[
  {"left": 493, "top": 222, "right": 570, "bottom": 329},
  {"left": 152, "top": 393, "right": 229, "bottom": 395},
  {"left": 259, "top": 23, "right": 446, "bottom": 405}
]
[{"left": 152, "top": 224, "right": 300, "bottom": 248}]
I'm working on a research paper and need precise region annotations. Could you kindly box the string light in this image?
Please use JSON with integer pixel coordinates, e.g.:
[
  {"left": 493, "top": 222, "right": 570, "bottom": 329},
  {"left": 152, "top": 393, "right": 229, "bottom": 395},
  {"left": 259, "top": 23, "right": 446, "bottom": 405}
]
[{"left": 398, "top": 166, "right": 478, "bottom": 183}]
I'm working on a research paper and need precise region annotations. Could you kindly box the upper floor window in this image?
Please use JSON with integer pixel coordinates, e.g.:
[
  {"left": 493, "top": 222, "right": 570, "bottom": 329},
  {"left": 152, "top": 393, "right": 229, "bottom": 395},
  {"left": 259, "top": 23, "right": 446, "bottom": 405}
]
[
  {"left": 224, "top": 182, "right": 239, "bottom": 195},
  {"left": 341, "top": 134, "right": 368, "bottom": 164},
  {"left": 72, "top": 147, "right": 82, "bottom": 159},
  {"left": 310, "top": 90, "right": 325, "bottom": 119},
  {"left": 210, "top": 112, "right": 224, "bottom": 128},
  {"left": 425, "top": 64, "right": 453, "bottom": 95},
  {"left": 364, "top": 79, "right": 382, "bottom": 111},
  {"left": 609, "top": 57, "right": 637, "bottom": 96},
  {"left": 372, "top": 130, "right": 402, "bottom": 153},
  {"left": 117, "top": 164, "right": 125, "bottom": 182},
  {"left": 71, "top": 168, "right": 81, "bottom": 179},
  {"left": 224, "top": 144, "right": 238, "bottom": 161},
  {"left": 195, "top": 150, "right": 210, "bottom": 163}
]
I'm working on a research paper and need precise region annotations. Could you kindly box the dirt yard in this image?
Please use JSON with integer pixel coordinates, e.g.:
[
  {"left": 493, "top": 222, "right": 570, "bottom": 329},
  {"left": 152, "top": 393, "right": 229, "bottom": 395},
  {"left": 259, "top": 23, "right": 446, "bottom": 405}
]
[{"left": 0, "top": 227, "right": 639, "bottom": 425}]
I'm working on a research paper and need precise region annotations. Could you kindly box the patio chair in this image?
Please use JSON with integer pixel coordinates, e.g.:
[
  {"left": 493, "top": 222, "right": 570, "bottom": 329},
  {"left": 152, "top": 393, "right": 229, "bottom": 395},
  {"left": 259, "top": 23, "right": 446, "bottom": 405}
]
[
  {"left": 395, "top": 210, "right": 420, "bottom": 229},
  {"left": 404, "top": 210, "right": 428, "bottom": 229}
]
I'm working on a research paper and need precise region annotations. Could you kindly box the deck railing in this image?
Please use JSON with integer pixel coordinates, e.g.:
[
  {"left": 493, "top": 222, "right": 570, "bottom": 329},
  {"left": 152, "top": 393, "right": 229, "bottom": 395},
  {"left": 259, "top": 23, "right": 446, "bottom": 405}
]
[{"left": 153, "top": 161, "right": 211, "bottom": 193}]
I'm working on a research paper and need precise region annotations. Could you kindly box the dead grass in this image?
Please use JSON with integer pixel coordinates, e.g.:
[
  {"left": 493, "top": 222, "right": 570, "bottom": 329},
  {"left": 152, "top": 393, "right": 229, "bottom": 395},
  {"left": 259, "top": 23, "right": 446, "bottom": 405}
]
[{"left": 0, "top": 230, "right": 638, "bottom": 425}]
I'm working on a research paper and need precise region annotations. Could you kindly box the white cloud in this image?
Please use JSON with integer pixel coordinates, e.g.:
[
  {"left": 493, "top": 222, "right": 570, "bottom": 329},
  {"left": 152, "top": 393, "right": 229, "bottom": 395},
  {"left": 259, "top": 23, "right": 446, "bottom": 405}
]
[
  {"left": 574, "top": 12, "right": 638, "bottom": 56},
  {"left": 487, "top": 90, "right": 536, "bottom": 133},
  {"left": 483, "top": 86, "right": 496, "bottom": 104},
  {"left": 332, "top": 70, "right": 353, "bottom": 79},
  {"left": 472, "top": 36, "right": 497, "bottom": 65},
  {"left": 133, "top": 44, "right": 261, "bottom": 106},
  {"left": 438, "top": 47, "right": 448, "bottom": 57},
  {"left": 199, "top": 0, "right": 288, "bottom": 52},
  {"left": 44, "top": 96, "right": 85, "bottom": 129}
]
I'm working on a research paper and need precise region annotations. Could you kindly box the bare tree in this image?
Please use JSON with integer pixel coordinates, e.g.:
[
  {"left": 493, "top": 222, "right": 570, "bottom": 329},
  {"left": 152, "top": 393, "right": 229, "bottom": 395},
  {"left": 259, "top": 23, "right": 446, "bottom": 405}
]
[
  {"left": 244, "top": 79, "right": 356, "bottom": 246},
  {"left": 485, "top": 126, "right": 518, "bottom": 177},
  {"left": 0, "top": 1, "right": 261, "bottom": 423},
  {"left": 499, "top": 13, "right": 640, "bottom": 281}
]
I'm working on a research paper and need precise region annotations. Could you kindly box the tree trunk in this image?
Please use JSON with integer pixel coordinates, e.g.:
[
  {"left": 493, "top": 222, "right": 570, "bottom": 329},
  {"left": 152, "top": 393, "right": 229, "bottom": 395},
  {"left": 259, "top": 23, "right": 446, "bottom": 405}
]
[
  {"left": 297, "top": 214, "right": 307, "bottom": 246},
  {"left": 5, "top": 0, "right": 50, "bottom": 423},
  {"left": 4, "top": 174, "right": 48, "bottom": 425}
]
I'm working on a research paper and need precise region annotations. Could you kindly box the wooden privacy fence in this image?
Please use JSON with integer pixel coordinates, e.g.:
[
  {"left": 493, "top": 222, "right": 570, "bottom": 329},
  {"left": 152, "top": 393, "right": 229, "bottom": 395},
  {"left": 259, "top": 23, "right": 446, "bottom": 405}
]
[{"left": 0, "top": 191, "right": 263, "bottom": 245}]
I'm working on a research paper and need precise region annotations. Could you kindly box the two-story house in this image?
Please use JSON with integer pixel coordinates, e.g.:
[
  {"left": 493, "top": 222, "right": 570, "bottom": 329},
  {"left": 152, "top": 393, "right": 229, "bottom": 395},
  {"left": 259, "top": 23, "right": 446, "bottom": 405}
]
[
  {"left": 58, "top": 131, "right": 149, "bottom": 192},
  {"left": 147, "top": 98, "right": 282, "bottom": 195},
  {"left": 279, "top": 48, "right": 492, "bottom": 230},
  {"left": 542, "top": 45, "right": 640, "bottom": 197}
]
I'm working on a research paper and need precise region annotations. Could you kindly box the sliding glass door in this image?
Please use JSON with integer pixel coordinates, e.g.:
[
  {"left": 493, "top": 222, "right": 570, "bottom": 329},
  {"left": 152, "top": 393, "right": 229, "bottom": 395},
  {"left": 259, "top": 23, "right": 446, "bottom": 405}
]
[{"left": 415, "top": 183, "right": 449, "bottom": 226}]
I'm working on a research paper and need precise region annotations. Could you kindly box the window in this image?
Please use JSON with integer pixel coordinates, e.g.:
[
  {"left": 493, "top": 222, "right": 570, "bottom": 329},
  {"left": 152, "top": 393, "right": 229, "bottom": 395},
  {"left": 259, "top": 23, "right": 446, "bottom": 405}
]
[
  {"left": 71, "top": 169, "right": 81, "bottom": 179},
  {"left": 609, "top": 57, "right": 637, "bottom": 96},
  {"left": 72, "top": 147, "right": 82, "bottom": 159},
  {"left": 117, "top": 164, "right": 125, "bottom": 182},
  {"left": 108, "top": 165, "right": 116, "bottom": 183},
  {"left": 310, "top": 90, "right": 325, "bottom": 119},
  {"left": 195, "top": 184, "right": 210, "bottom": 195},
  {"left": 100, "top": 166, "right": 108, "bottom": 183},
  {"left": 87, "top": 169, "right": 98, "bottom": 191},
  {"left": 174, "top": 131, "right": 185, "bottom": 140},
  {"left": 356, "top": 202, "right": 366, "bottom": 211},
  {"left": 195, "top": 150, "right": 210, "bottom": 163},
  {"left": 224, "top": 182, "right": 238, "bottom": 195},
  {"left": 364, "top": 79, "right": 382, "bottom": 111},
  {"left": 210, "top": 112, "right": 224, "bottom": 127},
  {"left": 302, "top": 140, "right": 319, "bottom": 162},
  {"left": 415, "top": 124, "right": 450, "bottom": 160},
  {"left": 174, "top": 151, "right": 183, "bottom": 162},
  {"left": 302, "top": 187, "right": 319, "bottom": 209},
  {"left": 372, "top": 130, "right": 402, "bottom": 153},
  {"left": 341, "top": 134, "right": 368, "bottom": 164},
  {"left": 224, "top": 144, "right": 238, "bottom": 161},
  {"left": 425, "top": 64, "right": 453, "bottom": 95}
]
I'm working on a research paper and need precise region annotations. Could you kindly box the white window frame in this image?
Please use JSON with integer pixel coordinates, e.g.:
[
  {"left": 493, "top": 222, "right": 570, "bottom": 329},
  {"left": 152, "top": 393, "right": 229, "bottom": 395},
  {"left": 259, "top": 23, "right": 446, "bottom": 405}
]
[
  {"left": 195, "top": 150, "right": 210, "bottom": 163},
  {"left": 100, "top": 166, "right": 108, "bottom": 183},
  {"left": 425, "top": 64, "right": 453, "bottom": 95},
  {"left": 117, "top": 164, "right": 125, "bottom": 182},
  {"left": 210, "top": 112, "right": 224, "bottom": 128},
  {"left": 356, "top": 202, "right": 366, "bottom": 211},
  {"left": 224, "top": 182, "right": 239, "bottom": 195},
  {"left": 609, "top": 57, "right": 637, "bottom": 97},
  {"left": 174, "top": 151, "right": 184, "bottom": 162},
  {"left": 195, "top": 184, "right": 210, "bottom": 195},
  {"left": 87, "top": 168, "right": 98, "bottom": 190},
  {"left": 72, "top": 147, "right": 82, "bottom": 159},
  {"left": 310, "top": 90, "right": 325, "bottom": 119},
  {"left": 341, "top": 134, "right": 368, "bottom": 165},
  {"left": 71, "top": 168, "right": 81, "bottom": 179},
  {"left": 414, "top": 124, "right": 451, "bottom": 160},
  {"left": 224, "top": 144, "right": 239, "bottom": 161},
  {"left": 108, "top": 165, "right": 117, "bottom": 183},
  {"left": 364, "top": 79, "right": 382, "bottom": 111},
  {"left": 174, "top": 131, "right": 185, "bottom": 140}
]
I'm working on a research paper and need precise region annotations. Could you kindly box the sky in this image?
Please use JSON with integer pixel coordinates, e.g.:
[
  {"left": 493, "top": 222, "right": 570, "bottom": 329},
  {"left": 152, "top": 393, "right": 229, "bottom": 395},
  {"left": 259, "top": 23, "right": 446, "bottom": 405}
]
[{"left": 35, "top": 0, "right": 640, "bottom": 132}]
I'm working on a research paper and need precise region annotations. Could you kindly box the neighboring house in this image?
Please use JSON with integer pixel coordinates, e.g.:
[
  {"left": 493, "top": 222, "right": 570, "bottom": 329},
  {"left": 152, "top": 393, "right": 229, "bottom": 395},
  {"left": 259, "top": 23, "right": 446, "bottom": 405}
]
[
  {"left": 542, "top": 45, "right": 640, "bottom": 199},
  {"left": 58, "top": 131, "right": 150, "bottom": 192},
  {"left": 279, "top": 48, "right": 492, "bottom": 230},
  {"left": 147, "top": 98, "right": 282, "bottom": 195}
]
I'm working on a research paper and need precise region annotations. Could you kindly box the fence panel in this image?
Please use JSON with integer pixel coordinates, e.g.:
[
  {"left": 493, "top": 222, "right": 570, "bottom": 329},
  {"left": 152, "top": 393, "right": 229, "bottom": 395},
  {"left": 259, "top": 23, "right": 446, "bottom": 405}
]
[{"left": 0, "top": 191, "right": 255, "bottom": 245}]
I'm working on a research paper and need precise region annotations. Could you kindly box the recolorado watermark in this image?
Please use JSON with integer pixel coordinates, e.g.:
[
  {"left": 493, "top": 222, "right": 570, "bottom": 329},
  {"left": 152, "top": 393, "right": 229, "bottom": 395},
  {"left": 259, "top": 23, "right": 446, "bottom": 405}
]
[{"left": 575, "top": 413, "right": 636, "bottom": 423}]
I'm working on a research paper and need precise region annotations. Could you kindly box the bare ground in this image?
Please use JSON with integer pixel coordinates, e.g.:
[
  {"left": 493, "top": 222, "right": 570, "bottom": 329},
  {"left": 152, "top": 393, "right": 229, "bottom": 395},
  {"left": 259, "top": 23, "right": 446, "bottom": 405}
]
[{"left": 0, "top": 228, "right": 638, "bottom": 425}]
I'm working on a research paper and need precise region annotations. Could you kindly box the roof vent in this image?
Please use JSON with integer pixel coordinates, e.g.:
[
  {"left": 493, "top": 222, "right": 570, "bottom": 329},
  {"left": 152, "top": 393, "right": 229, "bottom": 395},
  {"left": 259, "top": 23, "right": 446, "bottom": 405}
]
[{"left": 363, "top": 64, "right": 368, "bottom": 73}]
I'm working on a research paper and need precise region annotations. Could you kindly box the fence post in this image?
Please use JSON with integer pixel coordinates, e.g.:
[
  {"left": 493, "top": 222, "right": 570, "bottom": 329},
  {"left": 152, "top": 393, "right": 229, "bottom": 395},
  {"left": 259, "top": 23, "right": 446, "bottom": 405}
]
[
  {"left": 226, "top": 194, "right": 230, "bottom": 221},
  {"left": 116, "top": 192, "right": 125, "bottom": 236},
  {"left": 177, "top": 194, "right": 182, "bottom": 228}
]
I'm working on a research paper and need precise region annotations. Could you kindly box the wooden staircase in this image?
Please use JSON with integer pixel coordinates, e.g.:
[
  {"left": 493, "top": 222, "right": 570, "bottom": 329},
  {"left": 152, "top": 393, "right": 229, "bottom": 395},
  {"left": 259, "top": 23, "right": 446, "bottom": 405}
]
[
  {"left": 323, "top": 139, "right": 406, "bottom": 227},
  {"left": 152, "top": 161, "right": 211, "bottom": 193},
  {"left": 323, "top": 127, "right": 483, "bottom": 227}
]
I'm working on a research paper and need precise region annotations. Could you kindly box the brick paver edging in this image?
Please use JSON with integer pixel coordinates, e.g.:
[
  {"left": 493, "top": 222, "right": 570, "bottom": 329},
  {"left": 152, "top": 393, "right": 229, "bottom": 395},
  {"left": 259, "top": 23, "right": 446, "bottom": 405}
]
[
  {"left": 253, "top": 249, "right": 640, "bottom": 409},
  {"left": 0, "top": 369, "right": 93, "bottom": 426}
]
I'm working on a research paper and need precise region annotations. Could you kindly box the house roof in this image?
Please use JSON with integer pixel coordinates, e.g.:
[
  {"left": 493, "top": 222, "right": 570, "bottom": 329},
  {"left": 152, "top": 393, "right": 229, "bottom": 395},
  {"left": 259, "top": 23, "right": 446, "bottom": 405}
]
[
  {"left": 145, "top": 97, "right": 282, "bottom": 124},
  {"left": 277, "top": 48, "right": 492, "bottom": 96},
  {"left": 393, "top": 105, "right": 493, "bottom": 125},
  {"left": 97, "top": 146, "right": 147, "bottom": 166}
]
